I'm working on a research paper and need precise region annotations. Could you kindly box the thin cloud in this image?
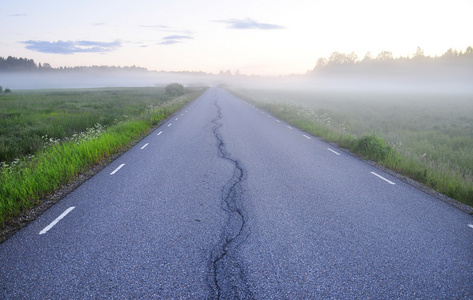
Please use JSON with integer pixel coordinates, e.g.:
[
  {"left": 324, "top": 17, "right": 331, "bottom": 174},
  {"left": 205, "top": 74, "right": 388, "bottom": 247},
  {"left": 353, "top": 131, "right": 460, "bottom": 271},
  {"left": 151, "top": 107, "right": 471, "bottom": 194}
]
[
  {"left": 140, "top": 25, "right": 194, "bottom": 45},
  {"left": 141, "top": 25, "right": 170, "bottom": 29},
  {"left": 159, "top": 40, "right": 182, "bottom": 45},
  {"left": 163, "top": 35, "right": 193, "bottom": 40},
  {"left": 7, "top": 14, "right": 28, "bottom": 17},
  {"left": 159, "top": 35, "right": 193, "bottom": 46},
  {"left": 217, "top": 18, "right": 284, "bottom": 30},
  {"left": 92, "top": 22, "right": 107, "bottom": 26},
  {"left": 141, "top": 24, "right": 193, "bottom": 35},
  {"left": 21, "top": 40, "right": 121, "bottom": 54}
]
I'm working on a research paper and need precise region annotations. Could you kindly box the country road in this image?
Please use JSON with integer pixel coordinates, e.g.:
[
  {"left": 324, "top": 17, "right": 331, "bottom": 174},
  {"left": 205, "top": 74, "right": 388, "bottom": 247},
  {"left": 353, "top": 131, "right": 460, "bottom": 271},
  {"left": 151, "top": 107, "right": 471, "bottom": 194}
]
[{"left": 1, "top": 87, "right": 472, "bottom": 298}]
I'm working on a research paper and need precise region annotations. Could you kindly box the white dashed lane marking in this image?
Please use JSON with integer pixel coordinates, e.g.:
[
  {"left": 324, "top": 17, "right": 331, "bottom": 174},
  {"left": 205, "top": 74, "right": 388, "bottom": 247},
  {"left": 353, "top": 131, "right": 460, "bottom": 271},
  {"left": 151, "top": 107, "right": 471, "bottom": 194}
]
[
  {"left": 370, "top": 172, "right": 396, "bottom": 185},
  {"left": 39, "top": 207, "right": 75, "bottom": 235},
  {"left": 110, "top": 164, "right": 125, "bottom": 175},
  {"left": 140, "top": 143, "right": 149, "bottom": 150},
  {"left": 328, "top": 148, "right": 341, "bottom": 156}
]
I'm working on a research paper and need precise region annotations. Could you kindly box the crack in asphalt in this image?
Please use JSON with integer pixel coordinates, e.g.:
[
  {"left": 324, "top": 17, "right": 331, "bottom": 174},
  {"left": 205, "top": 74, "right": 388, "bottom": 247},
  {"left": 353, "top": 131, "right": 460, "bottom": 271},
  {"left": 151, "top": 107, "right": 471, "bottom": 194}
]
[{"left": 209, "top": 100, "right": 253, "bottom": 299}]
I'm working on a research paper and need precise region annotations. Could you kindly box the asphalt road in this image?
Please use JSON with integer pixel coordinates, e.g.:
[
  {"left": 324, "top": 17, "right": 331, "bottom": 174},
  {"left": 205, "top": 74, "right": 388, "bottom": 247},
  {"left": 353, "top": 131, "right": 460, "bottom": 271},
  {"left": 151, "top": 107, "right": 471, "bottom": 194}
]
[{"left": 1, "top": 87, "right": 472, "bottom": 299}]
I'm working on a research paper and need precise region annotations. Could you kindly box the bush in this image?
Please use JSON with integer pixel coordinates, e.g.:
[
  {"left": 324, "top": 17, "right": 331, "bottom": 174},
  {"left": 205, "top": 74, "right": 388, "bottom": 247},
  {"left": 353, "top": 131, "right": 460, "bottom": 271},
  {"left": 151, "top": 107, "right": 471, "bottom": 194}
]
[
  {"left": 4, "top": 88, "right": 11, "bottom": 93},
  {"left": 165, "top": 83, "right": 185, "bottom": 97},
  {"left": 354, "top": 134, "right": 393, "bottom": 161}
]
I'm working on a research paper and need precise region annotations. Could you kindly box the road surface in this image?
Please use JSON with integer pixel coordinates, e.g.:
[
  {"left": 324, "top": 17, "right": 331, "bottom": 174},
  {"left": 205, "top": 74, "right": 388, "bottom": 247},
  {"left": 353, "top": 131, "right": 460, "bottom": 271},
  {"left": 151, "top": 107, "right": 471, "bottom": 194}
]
[{"left": 1, "top": 87, "right": 472, "bottom": 298}]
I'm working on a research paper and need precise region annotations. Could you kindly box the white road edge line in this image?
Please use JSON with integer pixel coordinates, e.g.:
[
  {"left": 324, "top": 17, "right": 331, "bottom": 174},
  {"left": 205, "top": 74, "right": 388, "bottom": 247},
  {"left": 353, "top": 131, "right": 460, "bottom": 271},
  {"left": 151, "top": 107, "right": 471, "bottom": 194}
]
[
  {"left": 110, "top": 163, "right": 125, "bottom": 175},
  {"left": 157, "top": 131, "right": 162, "bottom": 136},
  {"left": 327, "top": 148, "right": 341, "bottom": 155},
  {"left": 287, "top": 125, "right": 293, "bottom": 129},
  {"left": 468, "top": 224, "right": 473, "bottom": 229},
  {"left": 303, "top": 134, "right": 311, "bottom": 139},
  {"left": 168, "top": 123, "right": 172, "bottom": 127},
  {"left": 39, "top": 207, "right": 75, "bottom": 235},
  {"left": 370, "top": 172, "right": 396, "bottom": 185},
  {"left": 175, "top": 118, "right": 178, "bottom": 120},
  {"left": 275, "top": 120, "right": 281, "bottom": 123},
  {"left": 140, "top": 143, "right": 149, "bottom": 150}
]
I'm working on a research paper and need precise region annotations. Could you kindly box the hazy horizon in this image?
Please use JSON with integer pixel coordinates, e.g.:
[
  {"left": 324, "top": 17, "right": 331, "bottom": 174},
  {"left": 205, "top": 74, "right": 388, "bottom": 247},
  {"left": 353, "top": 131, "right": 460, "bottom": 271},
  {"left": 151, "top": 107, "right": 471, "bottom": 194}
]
[{"left": 1, "top": 49, "right": 472, "bottom": 95}]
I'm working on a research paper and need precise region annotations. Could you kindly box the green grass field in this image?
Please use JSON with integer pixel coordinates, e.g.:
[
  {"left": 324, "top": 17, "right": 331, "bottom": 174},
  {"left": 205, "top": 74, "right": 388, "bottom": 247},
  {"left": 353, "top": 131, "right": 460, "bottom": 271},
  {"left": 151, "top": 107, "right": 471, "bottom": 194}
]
[
  {"left": 234, "top": 88, "right": 473, "bottom": 207},
  {"left": 0, "top": 87, "right": 205, "bottom": 226},
  {"left": 0, "top": 87, "right": 192, "bottom": 163}
]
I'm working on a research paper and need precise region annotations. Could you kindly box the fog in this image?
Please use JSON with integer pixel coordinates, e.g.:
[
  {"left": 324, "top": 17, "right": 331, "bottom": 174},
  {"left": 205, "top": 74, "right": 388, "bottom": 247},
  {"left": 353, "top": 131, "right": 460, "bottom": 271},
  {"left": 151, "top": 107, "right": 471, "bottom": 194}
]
[
  {"left": 0, "top": 71, "right": 218, "bottom": 90},
  {"left": 0, "top": 63, "right": 472, "bottom": 96}
]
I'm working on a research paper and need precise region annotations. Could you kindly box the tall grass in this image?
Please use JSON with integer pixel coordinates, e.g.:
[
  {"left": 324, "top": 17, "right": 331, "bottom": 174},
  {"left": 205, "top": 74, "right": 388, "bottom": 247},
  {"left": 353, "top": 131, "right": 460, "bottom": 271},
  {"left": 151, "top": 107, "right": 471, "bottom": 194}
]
[
  {"left": 0, "top": 87, "right": 187, "bottom": 163},
  {"left": 234, "top": 89, "right": 473, "bottom": 207},
  {"left": 0, "top": 87, "right": 205, "bottom": 226}
]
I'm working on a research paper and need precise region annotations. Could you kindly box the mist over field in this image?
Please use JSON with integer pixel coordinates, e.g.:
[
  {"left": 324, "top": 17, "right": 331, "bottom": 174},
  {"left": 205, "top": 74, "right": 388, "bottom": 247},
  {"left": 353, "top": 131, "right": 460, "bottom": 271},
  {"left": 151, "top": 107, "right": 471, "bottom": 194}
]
[
  {"left": 1, "top": 68, "right": 472, "bottom": 95},
  {"left": 0, "top": 71, "right": 217, "bottom": 90},
  {"left": 2, "top": 47, "right": 473, "bottom": 95},
  {"left": 230, "top": 49, "right": 473, "bottom": 95}
]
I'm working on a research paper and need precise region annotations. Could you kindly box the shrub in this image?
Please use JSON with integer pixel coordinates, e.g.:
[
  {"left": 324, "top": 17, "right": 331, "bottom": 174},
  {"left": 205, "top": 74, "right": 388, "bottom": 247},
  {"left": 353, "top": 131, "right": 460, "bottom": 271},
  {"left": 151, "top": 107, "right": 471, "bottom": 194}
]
[
  {"left": 354, "top": 134, "right": 393, "bottom": 161},
  {"left": 165, "top": 83, "right": 185, "bottom": 97},
  {"left": 4, "top": 88, "right": 11, "bottom": 93}
]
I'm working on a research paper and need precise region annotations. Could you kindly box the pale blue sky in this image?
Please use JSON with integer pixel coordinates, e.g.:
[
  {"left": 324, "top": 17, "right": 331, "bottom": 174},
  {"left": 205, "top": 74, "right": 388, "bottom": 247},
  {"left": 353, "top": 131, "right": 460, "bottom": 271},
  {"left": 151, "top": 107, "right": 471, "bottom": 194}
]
[{"left": 1, "top": 0, "right": 472, "bottom": 75}]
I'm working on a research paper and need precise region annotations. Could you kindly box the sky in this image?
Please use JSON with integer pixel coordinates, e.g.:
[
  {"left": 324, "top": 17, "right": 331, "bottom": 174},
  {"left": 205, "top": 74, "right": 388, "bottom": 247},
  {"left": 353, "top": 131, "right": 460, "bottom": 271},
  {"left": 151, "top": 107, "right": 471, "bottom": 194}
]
[{"left": 1, "top": 0, "right": 472, "bottom": 76}]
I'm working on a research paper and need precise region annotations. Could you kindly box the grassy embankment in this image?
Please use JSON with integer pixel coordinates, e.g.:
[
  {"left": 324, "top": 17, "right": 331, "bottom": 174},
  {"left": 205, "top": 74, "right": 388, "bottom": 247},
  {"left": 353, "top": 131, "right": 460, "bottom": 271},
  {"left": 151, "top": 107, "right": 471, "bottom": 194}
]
[
  {"left": 0, "top": 87, "right": 206, "bottom": 226},
  {"left": 234, "top": 89, "right": 473, "bottom": 208}
]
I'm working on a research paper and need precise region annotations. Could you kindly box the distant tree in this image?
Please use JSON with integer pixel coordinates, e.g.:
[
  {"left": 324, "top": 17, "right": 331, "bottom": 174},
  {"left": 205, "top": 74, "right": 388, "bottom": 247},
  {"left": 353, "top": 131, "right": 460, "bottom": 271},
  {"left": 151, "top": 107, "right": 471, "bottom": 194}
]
[
  {"left": 328, "top": 51, "right": 357, "bottom": 65},
  {"left": 315, "top": 57, "right": 328, "bottom": 68},
  {"left": 465, "top": 46, "right": 473, "bottom": 56},
  {"left": 362, "top": 52, "right": 374, "bottom": 62},
  {"left": 376, "top": 51, "right": 394, "bottom": 61},
  {"left": 4, "top": 88, "right": 11, "bottom": 93},
  {"left": 165, "top": 83, "right": 186, "bottom": 97},
  {"left": 348, "top": 52, "right": 359, "bottom": 64},
  {"left": 0, "top": 86, "right": 3, "bottom": 93},
  {"left": 441, "top": 48, "right": 459, "bottom": 59},
  {"left": 413, "top": 46, "right": 425, "bottom": 58}
]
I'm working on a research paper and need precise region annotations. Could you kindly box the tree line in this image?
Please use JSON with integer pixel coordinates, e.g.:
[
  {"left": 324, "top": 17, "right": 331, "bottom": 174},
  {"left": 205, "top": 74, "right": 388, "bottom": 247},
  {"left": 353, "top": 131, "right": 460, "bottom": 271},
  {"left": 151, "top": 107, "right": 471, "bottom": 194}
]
[
  {"left": 0, "top": 56, "right": 148, "bottom": 73},
  {"left": 311, "top": 46, "right": 473, "bottom": 77},
  {"left": 313, "top": 46, "right": 473, "bottom": 68}
]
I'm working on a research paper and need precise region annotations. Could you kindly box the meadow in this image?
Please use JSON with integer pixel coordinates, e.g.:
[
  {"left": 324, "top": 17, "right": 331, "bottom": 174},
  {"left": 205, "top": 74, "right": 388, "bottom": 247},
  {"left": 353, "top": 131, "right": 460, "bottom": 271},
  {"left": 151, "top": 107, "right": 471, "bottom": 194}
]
[
  {"left": 0, "top": 87, "right": 205, "bottom": 227},
  {"left": 234, "top": 88, "right": 473, "bottom": 207},
  {"left": 0, "top": 87, "right": 191, "bottom": 163}
]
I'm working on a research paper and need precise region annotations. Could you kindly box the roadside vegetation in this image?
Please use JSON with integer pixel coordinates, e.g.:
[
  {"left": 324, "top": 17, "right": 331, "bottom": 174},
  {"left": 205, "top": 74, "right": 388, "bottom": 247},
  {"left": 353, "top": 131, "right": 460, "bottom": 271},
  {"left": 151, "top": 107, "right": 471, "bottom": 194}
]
[
  {"left": 0, "top": 85, "right": 205, "bottom": 227},
  {"left": 233, "top": 89, "right": 473, "bottom": 208},
  {"left": 0, "top": 86, "right": 12, "bottom": 94}
]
